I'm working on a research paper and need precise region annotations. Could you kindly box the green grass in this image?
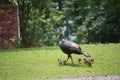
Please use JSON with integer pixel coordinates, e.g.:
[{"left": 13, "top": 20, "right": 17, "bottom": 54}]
[{"left": 0, "top": 44, "right": 120, "bottom": 80}]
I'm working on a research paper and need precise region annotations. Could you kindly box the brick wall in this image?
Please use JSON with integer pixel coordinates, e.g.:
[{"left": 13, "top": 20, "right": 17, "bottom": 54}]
[{"left": 0, "top": 3, "right": 19, "bottom": 49}]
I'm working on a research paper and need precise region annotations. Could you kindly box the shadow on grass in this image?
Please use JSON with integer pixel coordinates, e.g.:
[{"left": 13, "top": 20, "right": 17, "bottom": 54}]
[{"left": 59, "top": 63, "right": 90, "bottom": 67}]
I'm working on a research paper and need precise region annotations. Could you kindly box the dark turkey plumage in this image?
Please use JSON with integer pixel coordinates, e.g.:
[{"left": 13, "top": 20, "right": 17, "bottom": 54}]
[{"left": 58, "top": 27, "right": 93, "bottom": 64}]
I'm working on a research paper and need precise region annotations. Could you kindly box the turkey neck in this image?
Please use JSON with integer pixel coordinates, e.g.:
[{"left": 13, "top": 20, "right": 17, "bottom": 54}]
[{"left": 59, "top": 32, "right": 63, "bottom": 41}]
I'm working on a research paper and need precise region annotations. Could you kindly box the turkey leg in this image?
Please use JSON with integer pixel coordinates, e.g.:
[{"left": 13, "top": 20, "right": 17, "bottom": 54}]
[{"left": 66, "top": 54, "right": 74, "bottom": 64}]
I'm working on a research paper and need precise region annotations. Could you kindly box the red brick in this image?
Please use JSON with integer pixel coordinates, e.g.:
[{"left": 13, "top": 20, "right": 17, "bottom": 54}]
[{"left": 0, "top": 3, "right": 18, "bottom": 49}]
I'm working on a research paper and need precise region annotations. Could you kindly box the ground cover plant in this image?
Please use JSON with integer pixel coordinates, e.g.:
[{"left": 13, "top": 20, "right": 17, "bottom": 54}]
[{"left": 0, "top": 44, "right": 120, "bottom": 80}]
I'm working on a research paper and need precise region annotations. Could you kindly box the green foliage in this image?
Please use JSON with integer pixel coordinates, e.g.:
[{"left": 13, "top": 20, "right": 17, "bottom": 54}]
[
  {"left": 9, "top": 0, "right": 120, "bottom": 47},
  {"left": 70, "top": 0, "right": 120, "bottom": 43},
  {"left": 0, "top": 9, "right": 4, "bottom": 14},
  {"left": 17, "top": 0, "right": 66, "bottom": 47},
  {"left": 0, "top": 0, "right": 9, "bottom": 4},
  {"left": 0, "top": 44, "right": 120, "bottom": 79},
  {"left": 17, "top": 0, "right": 53, "bottom": 47}
]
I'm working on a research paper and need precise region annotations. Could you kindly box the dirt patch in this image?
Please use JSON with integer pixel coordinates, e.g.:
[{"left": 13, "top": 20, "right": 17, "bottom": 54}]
[{"left": 39, "top": 75, "right": 120, "bottom": 80}]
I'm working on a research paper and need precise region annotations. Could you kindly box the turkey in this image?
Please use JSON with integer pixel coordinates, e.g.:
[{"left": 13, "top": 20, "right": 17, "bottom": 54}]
[{"left": 58, "top": 27, "right": 93, "bottom": 64}]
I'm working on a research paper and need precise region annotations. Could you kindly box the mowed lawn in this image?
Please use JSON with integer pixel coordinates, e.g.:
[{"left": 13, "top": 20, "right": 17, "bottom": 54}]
[{"left": 0, "top": 44, "right": 120, "bottom": 80}]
